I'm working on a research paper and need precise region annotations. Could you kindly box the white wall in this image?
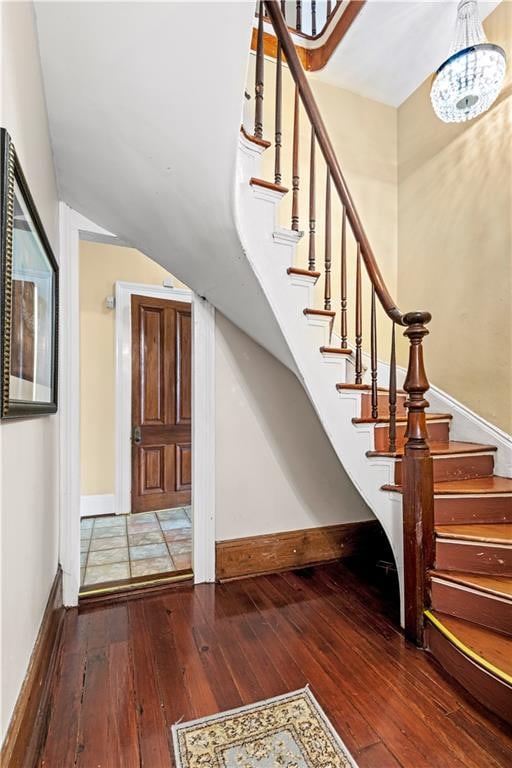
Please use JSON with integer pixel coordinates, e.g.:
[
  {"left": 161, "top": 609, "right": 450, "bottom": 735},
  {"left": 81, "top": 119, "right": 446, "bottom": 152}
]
[
  {"left": 0, "top": 1, "right": 60, "bottom": 743},
  {"left": 215, "top": 313, "right": 372, "bottom": 540}
]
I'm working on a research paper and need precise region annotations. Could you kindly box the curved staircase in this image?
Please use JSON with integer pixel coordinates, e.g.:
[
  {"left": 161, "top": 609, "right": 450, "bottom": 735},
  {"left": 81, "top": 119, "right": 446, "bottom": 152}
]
[{"left": 237, "top": 1, "right": 512, "bottom": 724}]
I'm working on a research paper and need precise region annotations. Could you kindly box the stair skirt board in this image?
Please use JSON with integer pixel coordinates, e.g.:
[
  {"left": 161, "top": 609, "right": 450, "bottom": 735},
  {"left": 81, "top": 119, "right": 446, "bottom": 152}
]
[
  {"left": 435, "top": 540, "right": 512, "bottom": 576},
  {"left": 430, "top": 577, "right": 512, "bottom": 636},
  {"left": 425, "top": 612, "right": 512, "bottom": 725}
]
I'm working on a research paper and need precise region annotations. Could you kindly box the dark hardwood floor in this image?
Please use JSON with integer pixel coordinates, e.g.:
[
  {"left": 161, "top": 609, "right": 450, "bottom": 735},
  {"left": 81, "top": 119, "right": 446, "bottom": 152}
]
[{"left": 39, "top": 560, "right": 512, "bottom": 767}]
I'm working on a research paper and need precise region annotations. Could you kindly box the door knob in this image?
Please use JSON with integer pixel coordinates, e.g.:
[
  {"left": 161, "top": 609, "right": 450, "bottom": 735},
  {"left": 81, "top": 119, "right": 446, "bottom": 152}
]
[{"left": 132, "top": 425, "right": 142, "bottom": 445}]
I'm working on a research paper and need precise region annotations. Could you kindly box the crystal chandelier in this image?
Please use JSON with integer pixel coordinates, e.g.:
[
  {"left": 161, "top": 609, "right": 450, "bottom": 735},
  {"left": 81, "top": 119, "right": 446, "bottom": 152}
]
[{"left": 430, "top": 0, "right": 506, "bottom": 123}]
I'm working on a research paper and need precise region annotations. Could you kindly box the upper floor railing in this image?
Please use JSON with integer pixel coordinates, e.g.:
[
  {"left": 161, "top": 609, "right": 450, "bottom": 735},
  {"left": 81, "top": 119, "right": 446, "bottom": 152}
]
[{"left": 252, "top": 1, "right": 435, "bottom": 646}]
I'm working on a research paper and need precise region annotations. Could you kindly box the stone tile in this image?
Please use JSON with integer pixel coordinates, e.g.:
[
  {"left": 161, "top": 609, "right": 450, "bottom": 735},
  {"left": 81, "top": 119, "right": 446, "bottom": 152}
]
[
  {"left": 89, "top": 535, "right": 127, "bottom": 552},
  {"left": 93, "top": 516, "right": 126, "bottom": 529},
  {"left": 128, "top": 512, "right": 157, "bottom": 525},
  {"left": 83, "top": 562, "right": 130, "bottom": 586},
  {"left": 167, "top": 542, "right": 192, "bottom": 556},
  {"left": 130, "top": 556, "right": 174, "bottom": 577},
  {"left": 172, "top": 553, "right": 192, "bottom": 571},
  {"left": 80, "top": 551, "right": 88, "bottom": 567},
  {"left": 157, "top": 508, "right": 184, "bottom": 521},
  {"left": 80, "top": 537, "right": 90, "bottom": 553},
  {"left": 92, "top": 525, "right": 127, "bottom": 539},
  {"left": 160, "top": 517, "right": 190, "bottom": 531},
  {"left": 88, "top": 547, "right": 129, "bottom": 566},
  {"left": 163, "top": 528, "right": 191, "bottom": 542},
  {"left": 127, "top": 520, "right": 160, "bottom": 533},
  {"left": 128, "top": 530, "right": 164, "bottom": 547},
  {"left": 129, "top": 543, "right": 168, "bottom": 561}
]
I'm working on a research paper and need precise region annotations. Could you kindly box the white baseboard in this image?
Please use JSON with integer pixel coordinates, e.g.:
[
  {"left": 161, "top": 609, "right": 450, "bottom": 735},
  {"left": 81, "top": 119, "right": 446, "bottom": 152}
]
[{"left": 80, "top": 494, "right": 115, "bottom": 518}]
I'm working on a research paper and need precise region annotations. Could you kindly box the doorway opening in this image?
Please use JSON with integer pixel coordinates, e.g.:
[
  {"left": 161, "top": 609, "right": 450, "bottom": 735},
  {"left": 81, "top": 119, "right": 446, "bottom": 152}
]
[{"left": 78, "top": 241, "right": 194, "bottom": 596}]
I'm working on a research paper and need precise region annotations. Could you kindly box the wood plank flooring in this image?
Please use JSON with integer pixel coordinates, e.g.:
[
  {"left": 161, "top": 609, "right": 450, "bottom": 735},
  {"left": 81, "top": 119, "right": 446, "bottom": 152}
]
[{"left": 39, "top": 560, "right": 512, "bottom": 767}]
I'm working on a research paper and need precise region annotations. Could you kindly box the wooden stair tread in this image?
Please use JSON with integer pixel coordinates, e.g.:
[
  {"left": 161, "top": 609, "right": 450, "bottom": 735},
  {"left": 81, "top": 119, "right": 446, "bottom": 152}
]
[
  {"left": 303, "top": 308, "right": 336, "bottom": 317},
  {"left": 432, "top": 476, "right": 512, "bottom": 495},
  {"left": 368, "top": 440, "right": 497, "bottom": 459},
  {"left": 320, "top": 346, "right": 352, "bottom": 355},
  {"left": 250, "top": 176, "right": 289, "bottom": 194},
  {"left": 431, "top": 570, "right": 512, "bottom": 600},
  {"left": 382, "top": 475, "right": 512, "bottom": 495},
  {"left": 337, "top": 383, "right": 405, "bottom": 393},
  {"left": 435, "top": 523, "right": 512, "bottom": 545},
  {"left": 287, "top": 266, "right": 321, "bottom": 278},
  {"left": 240, "top": 125, "right": 271, "bottom": 149},
  {"left": 353, "top": 413, "right": 452, "bottom": 425},
  {"left": 427, "top": 611, "right": 512, "bottom": 680}
]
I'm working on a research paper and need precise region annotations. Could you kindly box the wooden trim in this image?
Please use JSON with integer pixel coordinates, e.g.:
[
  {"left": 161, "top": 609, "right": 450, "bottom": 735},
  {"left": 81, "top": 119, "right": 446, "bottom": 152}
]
[
  {"left": 79, "top": 571, "right": 193, "bottom": 609},
  {"left": 251, "top": 2, "right": 365, "bottom": 72},
  {"left": 215, "top": 520, "right": 381, "bottom": 581},
  {"left": 1, "top": 568, "right": 65, "bottom": 767},
  {"left": 250, "top": 176, "right": 289, "bottom": 194},
  {"left": 307, "top": 1, "right": 365, "bottom": 70}
]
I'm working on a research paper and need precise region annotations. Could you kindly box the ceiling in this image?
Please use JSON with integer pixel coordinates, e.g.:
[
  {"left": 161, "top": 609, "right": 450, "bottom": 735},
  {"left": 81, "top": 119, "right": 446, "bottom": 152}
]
[{"left": 314, "top": 0, "right": 502, "bottom": 106}]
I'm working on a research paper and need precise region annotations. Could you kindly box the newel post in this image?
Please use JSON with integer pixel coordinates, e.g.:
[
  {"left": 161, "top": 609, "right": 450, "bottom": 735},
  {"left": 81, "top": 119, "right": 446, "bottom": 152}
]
[{"left": 402, "top": 311, "right": 435, "bottom": 646}]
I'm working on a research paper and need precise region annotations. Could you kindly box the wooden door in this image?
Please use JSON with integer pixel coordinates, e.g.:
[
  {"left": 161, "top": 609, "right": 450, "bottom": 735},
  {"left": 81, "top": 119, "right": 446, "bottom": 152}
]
[{"left": 131, "top": 294, "right": 192, "bottom": 512}]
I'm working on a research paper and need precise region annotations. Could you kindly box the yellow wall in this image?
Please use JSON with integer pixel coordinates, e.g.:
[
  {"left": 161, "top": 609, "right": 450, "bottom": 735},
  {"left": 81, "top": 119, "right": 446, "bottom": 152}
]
[
  {"left": 79, "top": 241, "right": 182, "bottom": 495},
  {"left": 397, "top": 2, "right": 512, "bottom": 432}
]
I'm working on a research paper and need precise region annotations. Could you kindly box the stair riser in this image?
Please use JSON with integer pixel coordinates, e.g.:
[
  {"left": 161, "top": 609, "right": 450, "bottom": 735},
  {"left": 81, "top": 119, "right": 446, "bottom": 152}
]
[
  {"left": 436, "top": 541, "right": 512, "bottom": 576},
  {"left": 426, "top": 622, "right": 512, "bottom": 725},
  {"left": 395, "top": 453, "right": 494, "bottom": 484},
  {"left": 435, "top": 496, "right": 512, "bottom": 525},
  {"left": 375, "top": 421, "right": 449, "bottom": 452},
  {"left": 360, "top": 393, "right": 407, "bottom": 419},
  {"left": 431, "top": 580, "right": 512, "bottom": 636}
]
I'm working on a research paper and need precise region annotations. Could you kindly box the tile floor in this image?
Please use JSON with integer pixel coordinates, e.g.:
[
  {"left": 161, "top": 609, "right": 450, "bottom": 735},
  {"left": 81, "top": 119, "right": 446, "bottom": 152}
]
[{"left": 80, "top": 507, "right": 192, "bottom": 588}]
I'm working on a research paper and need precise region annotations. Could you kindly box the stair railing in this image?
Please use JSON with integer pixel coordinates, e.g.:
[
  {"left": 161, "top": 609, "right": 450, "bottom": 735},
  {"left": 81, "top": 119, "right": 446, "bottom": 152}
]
[{"left": 253, "top": 0, "right": 435, "bottom": 646}]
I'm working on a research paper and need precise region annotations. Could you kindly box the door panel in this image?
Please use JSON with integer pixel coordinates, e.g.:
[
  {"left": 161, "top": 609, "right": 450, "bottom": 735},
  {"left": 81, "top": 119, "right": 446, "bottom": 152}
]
[
  {"left": 176, "top": 443, "right": 192, "bottom": 490},
  {"left": 131, "top": 295, "right": 192, "bottom": 512}
]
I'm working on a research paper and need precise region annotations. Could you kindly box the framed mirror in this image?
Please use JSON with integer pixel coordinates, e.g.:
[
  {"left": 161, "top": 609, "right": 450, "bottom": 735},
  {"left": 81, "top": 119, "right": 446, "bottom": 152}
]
[{"left": 0, "top": 128, "right": 58, "bottom": 418}]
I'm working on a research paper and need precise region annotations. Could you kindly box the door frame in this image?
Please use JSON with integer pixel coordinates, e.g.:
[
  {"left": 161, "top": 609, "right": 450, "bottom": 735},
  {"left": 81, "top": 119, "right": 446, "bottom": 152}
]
[{"left": 59, "top": 205, "right": 216, "bottom": 606}]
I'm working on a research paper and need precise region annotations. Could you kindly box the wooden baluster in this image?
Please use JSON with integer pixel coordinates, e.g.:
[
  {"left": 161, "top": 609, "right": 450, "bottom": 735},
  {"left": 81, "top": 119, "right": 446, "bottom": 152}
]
[
  {"left": 274, "top": 33, "right": 283, "bottom": 184},
  {"left": 340, "top": 207, "right": 347, "bottom": 348},
  {"left": 355, "top": 242, "right": 362, "bottom": 383},
  {"left": 402, "top": 311, "right": 434, "bottom": 647},
  {"left": 388, "top": 322, "right": 397, "bottom": 453},
  {"left": 324, "top": 168, "right": 331, "bottom": 310},
  {"left": 370, "top": 286, "right": 378, "bottom": 418},
  {"left": 308, "top": 127, "right": 316, "bottom": 271},
  {"left": 291, "top": 86, "right": 300, "bottom": 231},
  {"left": 296, "top": 1, "right": 302, "bottom": 30},
  {"left": 311, "top": 1, "right": 317, "bottom": 35},
  {"left": 254, "top": 1, "right": 264, "bottom": 139}
]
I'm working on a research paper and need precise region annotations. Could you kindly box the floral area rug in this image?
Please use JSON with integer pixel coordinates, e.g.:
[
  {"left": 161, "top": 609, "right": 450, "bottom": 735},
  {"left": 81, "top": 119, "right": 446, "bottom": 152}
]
[{"left": 171, "top": 688, "right": 358, "bottom": 767}]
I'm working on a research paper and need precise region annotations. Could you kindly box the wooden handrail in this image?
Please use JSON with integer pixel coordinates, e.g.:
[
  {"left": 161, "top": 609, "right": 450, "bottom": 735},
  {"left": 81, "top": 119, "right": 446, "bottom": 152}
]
[
  {"left": 265, "top": 0, "right": 402, "bottom": 325},
  {"left": 256, "top": 1, "right": 434, "bottom": 648}
]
